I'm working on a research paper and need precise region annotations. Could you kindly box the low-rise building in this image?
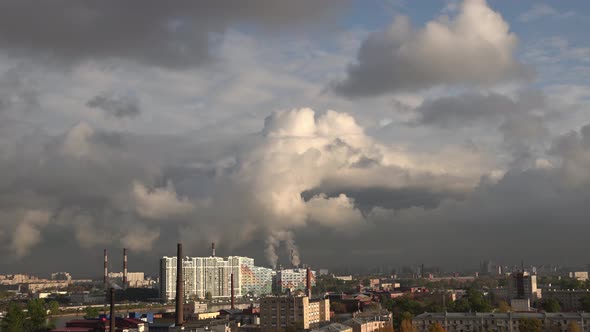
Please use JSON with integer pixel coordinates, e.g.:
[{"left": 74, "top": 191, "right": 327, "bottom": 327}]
[
  {"left": 413, "top": 312, "right": 590, "bottom": 332},
  {"left": 569, "top": 272, "right": 589, "bottom": 282},
  {"left": 343, "top": 316, "right": 390, "bottom": 332},
  {"left": 311, "top": 322, "right": 353, "bottom": 332},
  {"left": 544, "top": 289, "right": 590, "bottom": 311}
]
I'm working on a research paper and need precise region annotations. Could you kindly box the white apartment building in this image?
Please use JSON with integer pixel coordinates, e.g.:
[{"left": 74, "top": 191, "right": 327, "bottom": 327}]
[
  {"left": 275, "top": 268, "right": 316, "bottom": 292},
  {"left": 160, "top": 255, "right": 272, "bottom": 301}
]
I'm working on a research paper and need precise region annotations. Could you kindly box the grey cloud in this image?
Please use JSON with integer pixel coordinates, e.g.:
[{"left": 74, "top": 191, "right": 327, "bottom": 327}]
[
  {"left": 332, "top": 0, "right": 532, "bottom": 97},
  {"left": 87, "top": 93, "right": 141, "bottom": 119},
  {"left": 411, "top": 90, "right": 547, "bottom": 129},
  {"left": 0, "top": 66, "right": 38, "bottom": 113},
  {"left": 0, "top": 0, "right": 346, "bottom": 68}
]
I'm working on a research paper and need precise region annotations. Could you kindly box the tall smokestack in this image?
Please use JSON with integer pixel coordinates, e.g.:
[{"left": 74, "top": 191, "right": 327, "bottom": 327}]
[
  {"left": 306, "top": 267, "right": 312, "bottom": 298},
  {"left": 123, "top": 248, "right": 128, "bottom": 289},
  {"left": 104, "top": 249, "right": 108, "bottom": 288},
  {"left": 109, "top": 287, "right": 116, "bottom": 332},
  {"left": 175, "top": 243, "right": 183, "bottom": 327},
  {"left": 290, "top": 249, "right": 294, "bottom": 268},
  {"left": 231, "top": 273, "right": 235, "bottom": 310},
  {"left": 212, "top": 242, "right": 216, "bottom": 257}
]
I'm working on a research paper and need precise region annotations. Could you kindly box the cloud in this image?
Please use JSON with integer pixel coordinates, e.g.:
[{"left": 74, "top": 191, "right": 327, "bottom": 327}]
[
  {"left": 332, "top": 0, "right": 532, "bottom": 97},
  {"left": 0, "top": 0, "right": 346, "bottom": 68},
  {"left": 519, "top": 4, "right": 574, "bottom": 23},
  {"left": 11, "top": 210, "right": 51, "bottom": 258},
  {"left": 412, "top": 90, "right": 546, "bottom": 128},
  {"left": 86, "top": 93, "right": 141, "bottom": 119},
  {"left": 132, "top": 181, "right": 195, "bottom": 219},
  {"left": 0, "top": 66, "right": 38, "bottom": 113}
]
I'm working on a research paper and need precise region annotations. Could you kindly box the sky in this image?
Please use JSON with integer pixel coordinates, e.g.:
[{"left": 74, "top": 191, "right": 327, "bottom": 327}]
[{"left": 1, "top": 0, "right": 590, "bottom": 277}]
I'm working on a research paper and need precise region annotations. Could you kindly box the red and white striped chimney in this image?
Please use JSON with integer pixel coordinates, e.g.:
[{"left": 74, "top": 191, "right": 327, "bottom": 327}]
[
  {"left": 123, "top": 248, "right": 128, "bottom": 289},
  {"left": 306, "top": 267, "right": 312, "bottom": 298},
  {"left": 104, "top": 249, "right": 108, "bottom": 288}
]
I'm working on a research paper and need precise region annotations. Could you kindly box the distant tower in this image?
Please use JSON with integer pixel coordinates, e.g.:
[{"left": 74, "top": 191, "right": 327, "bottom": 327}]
[
  {"left": 212, "top": 242, "right": 216, "bottom": 257},
  {"left": 123, "top": 248, "right": 128, "bottom": 289}
]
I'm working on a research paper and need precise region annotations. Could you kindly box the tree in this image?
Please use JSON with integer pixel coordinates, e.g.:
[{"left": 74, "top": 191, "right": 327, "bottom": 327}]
[
  {"left": 568, "top": 321, "right": 581, "bottom": 332},
  {"left": 466, "top": 288, "right": 492, "bottom": 312},
  {"left": 518, "top": 318, "right": 542, "bottom": 332},
  {"left": 378, "top": 323, "right": 395, "bottom": 332},
  {"left": 497, "top": 301, "right": 511, "bottom": 313},
  {"left": 450, "top": 298, "right": 471, "bottom": 312},
  {"left": 428, "top": 322, "right": 446, "bottom": 332},
  {"left": 580, "top": 294, "right": 590, "bottom": 312},
  {"left": 1, "top": 302, "right": 25, "bottom": 332},
  {"left": 542, "top": 298, "right": 561, "bottom": 312},
  {"left": 400, "top": 319, "right": 416, "bottom": 332},
  {"left": 84, "top": 306, "right": 100, "bottom": 318},
  {"left": 363, "top": 302, "right": 382, "bottom": 312},
  {"left": 25, "top": 299, "right": 49, "bottom": 332},
  {"left": 205, "top": 291, "right": 213, "bottom": 301},
  {"left": 47, "top": 300, "right": 60, "bottom": 316}
]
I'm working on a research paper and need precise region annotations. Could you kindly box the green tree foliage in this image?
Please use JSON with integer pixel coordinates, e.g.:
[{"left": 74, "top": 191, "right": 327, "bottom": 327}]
[
  {"left": 1, "top": 302, "right": 26, "bottom": 332},
  {"left": 449, "top": 289, "right": 492, "bottom": 312},
  {"left": 466, "top": 288, "right": 492, "bottom": 312},
  {"left": 568, "top": 321, "right": 581, "bottom": 332},
  {"left": 84, "top": 306, "right": 100, "bottom": 318},
  {"left": 518, "top": 318, "right": 542, "bottom": 332},
  {"left": 580, "top": 294, "right": 590, "bottom": 312},
  {"left": 451, "top": 298, "right": 471, "bottom": 312},
  {"left": 205, "top": 291, "right": 213, "bottom": 301},
  {"left": 542, "top": 298, "right": 561, "bottom": 312},
  {"left": 47, "top": 300, "right": 60, "bottom": 316},
  {"left": 26, "top": 299, "right": 49, "bottom": 332},
  {"left": 428, "top": 322, "right": 446, "bottom": 332}
]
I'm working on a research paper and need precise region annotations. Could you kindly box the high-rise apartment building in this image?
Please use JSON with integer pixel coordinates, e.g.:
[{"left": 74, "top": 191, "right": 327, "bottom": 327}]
[
  {"left": 275, "top": 268, "right": 316, "bottom": 293},
  {"left": 260, "top": 295, "right": 330, "bottom": 331},
  {"left": 507, "top": 271, "right": 539, "bottom": 302},
  {"left": 160, "top": 255, "right": 273, "bottom": 301}
]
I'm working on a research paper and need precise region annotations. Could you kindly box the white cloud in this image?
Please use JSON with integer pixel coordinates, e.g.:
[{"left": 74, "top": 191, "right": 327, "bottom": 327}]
[
  {"left": 132, "top": 181, "right": 195, "bottom": 219},
  {"left": 519, "top": 4, "right": 574, "bottom": 22},
  {"left": 333, "top": 0, "right": 532, "bottom": 96},
  {"left": 11, "top": 210, "right": 51, "bottom": 258}
]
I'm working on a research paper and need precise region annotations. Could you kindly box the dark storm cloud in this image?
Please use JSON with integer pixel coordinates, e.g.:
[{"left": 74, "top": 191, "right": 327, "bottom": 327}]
[
  {"left": 0, "top": 0, "right": 346, "bottom": 68},
  {"left": 332, "top": 0, "right": 532, "bottom": 97},
  {"left": 87, "top": 93, "right": 141, "bottom": 119}
]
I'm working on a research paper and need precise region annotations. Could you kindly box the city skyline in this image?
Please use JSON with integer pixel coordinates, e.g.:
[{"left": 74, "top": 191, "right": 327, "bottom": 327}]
[{"left": 1, "top": 0, "right": 590, "bottom": 275}]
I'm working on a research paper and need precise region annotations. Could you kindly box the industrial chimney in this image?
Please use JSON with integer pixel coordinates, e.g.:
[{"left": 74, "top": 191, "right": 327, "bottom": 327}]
[
  {"left": 123, "top": 248, "right": 128, "bottom": 289},
  {"left": 175, "top": 243, "right": 184, "bottom": 327},
  {"left": 211, "top": 242, "right": 216, "bottom": 257},
  {"left": 104, "top": 249, "right": 108, "bottom": 288},
  {"left": 306, "top": 267, "right": 312, "bottom": 298},
  {"left": 231, "top": 273, "right": 235, "bottom": 310},
  {"left": 109, "top": 287, "right": 116, "bottom": 332}
]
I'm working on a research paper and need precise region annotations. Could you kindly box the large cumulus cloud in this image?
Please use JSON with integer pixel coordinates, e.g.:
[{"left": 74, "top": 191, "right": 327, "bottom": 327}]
[{"left": 333, "top": 0, "right": 532, "bottom": 97}]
